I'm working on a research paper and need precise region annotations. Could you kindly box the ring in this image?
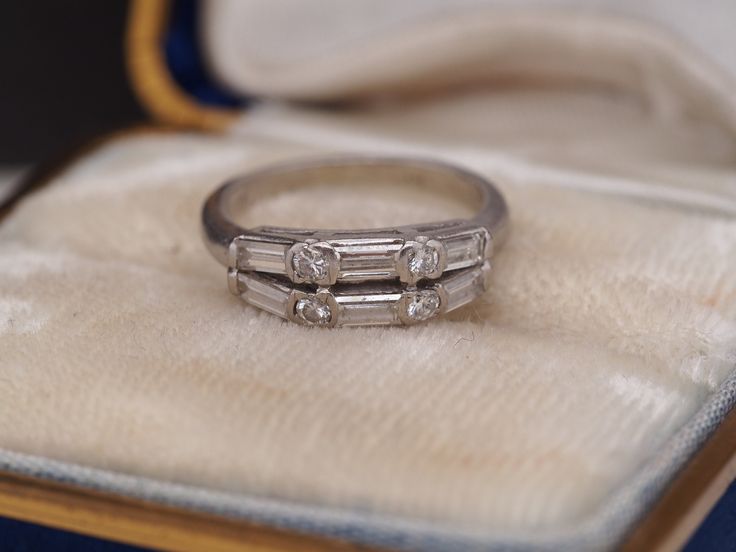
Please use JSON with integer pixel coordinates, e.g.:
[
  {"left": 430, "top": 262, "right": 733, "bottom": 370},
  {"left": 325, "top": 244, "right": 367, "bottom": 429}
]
[
  {"left": 202, "top": 156, "right": 509, "bottom": 326},
  {"left": 228, "top": 262, "right": 492, "bottom": 327}
]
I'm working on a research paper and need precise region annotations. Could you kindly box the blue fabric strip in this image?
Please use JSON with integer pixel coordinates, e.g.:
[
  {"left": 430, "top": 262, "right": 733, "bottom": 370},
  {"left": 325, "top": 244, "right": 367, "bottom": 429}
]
[{"left": 164, "top": 0, "right": 245, "bottom": 109}]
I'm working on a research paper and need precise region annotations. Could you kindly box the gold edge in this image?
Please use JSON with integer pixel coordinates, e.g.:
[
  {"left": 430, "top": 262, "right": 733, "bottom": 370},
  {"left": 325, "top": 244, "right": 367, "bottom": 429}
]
[
  {"left": 125, "top": 0, "right": 239, "bottom": 131},
  {"left": 0, "top": 471, "right": 368, "bottom": 552},
  {"left": 621, "top": 406, "right": 736, "bottom": 552}
]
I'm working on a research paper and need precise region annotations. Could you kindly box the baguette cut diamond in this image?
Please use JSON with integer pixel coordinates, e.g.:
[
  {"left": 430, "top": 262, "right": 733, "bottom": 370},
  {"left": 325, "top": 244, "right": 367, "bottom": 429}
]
[
  {"left": 295, "top": 296, "right": 332, "bottom": 325},
  {"left": 445, "top": 232, "right": 483, "bottom": 270},
  {"left": 405, "top": 289, "right": 441, "bottom": 321},
  {"left": 406, "top": 243, "right": 440, "bottom": 278},
  {"left": 232, "top": 264, "right": 489, "bottom": 327},
  {"left": 292, "top": 245, "right": 329, "bottom": 281}
]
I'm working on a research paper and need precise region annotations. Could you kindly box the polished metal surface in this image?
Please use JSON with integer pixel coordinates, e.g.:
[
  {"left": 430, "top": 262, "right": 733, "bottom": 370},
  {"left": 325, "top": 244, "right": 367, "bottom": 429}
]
[
  {"left": 228, "top": 262, "right": 492, "bottom": 327},
  {"left": 202, "top": 156, "right": 508, "bottom": 326},
  {"left": 202, "top": 156, "right": 508, "bottom": 285}
]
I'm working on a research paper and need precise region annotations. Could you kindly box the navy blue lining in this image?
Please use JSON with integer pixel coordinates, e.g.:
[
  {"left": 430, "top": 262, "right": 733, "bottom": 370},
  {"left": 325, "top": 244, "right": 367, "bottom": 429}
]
[
  {"left": 0, "top": 516, "right": 148, "bottom": 551},
  {"left": 683, "top": 478, "right": 736, "bottom": 551},
  {"left": 164, "top": 0, "right": 246, "bottom": 109}
]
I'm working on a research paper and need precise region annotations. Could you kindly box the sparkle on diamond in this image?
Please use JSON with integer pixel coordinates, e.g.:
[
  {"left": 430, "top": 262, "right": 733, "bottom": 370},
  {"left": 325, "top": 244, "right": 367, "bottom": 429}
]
[
  {"left": 405, "top": 289, "right": 441, "bottom": 321},
  {"left": 295, "top": 296, "right": 332, "bottom": 325},
  {"left": 292, "top": 245, "right": 329, "bottom": 281},
  {"left": 406, "top": 243, "right": 440, "bottom": 277}
]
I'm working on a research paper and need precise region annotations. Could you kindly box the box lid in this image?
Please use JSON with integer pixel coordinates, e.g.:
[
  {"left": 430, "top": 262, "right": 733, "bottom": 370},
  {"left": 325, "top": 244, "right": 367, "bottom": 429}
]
[{"left": 126, "top": 0, "right": 736, "bottom": 136}]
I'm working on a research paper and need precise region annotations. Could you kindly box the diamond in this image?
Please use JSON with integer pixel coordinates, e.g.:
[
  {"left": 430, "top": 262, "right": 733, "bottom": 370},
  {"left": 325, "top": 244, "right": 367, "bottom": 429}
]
[
  {"left": 406, "top": 243, "right": 440, "bottom": 277},
  {"left": 292, "top": 244, "right": 329, "bottom": 281},
  {"left": 295, "top": 296, "right": 332, "bottom": 325},
  {"left": 404, "top": 289, "right": 441, "bottom": 322}
]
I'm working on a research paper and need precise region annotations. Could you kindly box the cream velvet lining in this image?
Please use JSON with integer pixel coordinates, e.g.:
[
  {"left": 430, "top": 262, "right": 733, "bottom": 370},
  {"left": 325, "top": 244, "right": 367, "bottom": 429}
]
[
  {"left": 203, "top": 0, "right": 736, "bottom": 134},
  {"left": 1, "top": 84, "right": 736, "bottom": 534}
]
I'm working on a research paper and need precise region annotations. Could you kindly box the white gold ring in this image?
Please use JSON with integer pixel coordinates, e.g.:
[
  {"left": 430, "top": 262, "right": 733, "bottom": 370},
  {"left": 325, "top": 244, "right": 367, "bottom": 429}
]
[
  {"left": 227, "top": 262, "right": 492, "bottom": 327},
  {"left": 202, "top": 156, "right": 508, "bottom": 326}
]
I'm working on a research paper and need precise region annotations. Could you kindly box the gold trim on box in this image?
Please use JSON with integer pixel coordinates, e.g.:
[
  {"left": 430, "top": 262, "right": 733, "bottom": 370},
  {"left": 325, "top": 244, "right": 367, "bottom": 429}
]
[
  {"left": 126, "top": 0, "right": 239, "bottom": 131},
  {"left": 0, "top": 470, "right": 365, "bottom": 552}
]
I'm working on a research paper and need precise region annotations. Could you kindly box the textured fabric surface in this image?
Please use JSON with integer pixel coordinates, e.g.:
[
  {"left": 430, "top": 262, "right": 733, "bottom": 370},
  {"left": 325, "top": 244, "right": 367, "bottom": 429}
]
[
  {"left": 1, "top": 82, "right": 735, "bottom": 546},
  {"left": 203, "top": 0, "right": 736, "bottom": 135}
]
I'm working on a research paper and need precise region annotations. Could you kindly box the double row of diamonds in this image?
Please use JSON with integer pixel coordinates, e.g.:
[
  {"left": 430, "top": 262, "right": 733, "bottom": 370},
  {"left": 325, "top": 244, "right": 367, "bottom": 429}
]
[{"left": 227, "top": 226, "right": 492, "bottom": 327}]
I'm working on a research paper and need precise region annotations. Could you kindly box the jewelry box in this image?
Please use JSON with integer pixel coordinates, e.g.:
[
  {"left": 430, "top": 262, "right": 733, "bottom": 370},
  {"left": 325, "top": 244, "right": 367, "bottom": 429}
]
[{"left": 1, "top": 1, "right": 735, "bottom": 550}]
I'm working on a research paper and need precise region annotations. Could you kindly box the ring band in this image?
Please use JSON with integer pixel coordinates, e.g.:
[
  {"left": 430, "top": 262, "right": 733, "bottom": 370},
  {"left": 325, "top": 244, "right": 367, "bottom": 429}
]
[
  {"left": 228, "top": 262, "right": 492, "bottom": 327},
  {"left": 202, "top": 156, "right": 509, "bottom": 326},
  {"left": 202, "top": 157, "right": 508, "bottom": 286}
]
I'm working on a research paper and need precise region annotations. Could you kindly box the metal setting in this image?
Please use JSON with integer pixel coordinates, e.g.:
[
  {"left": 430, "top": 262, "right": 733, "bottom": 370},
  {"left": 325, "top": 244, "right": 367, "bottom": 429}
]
[
  {"left": 286, "top": 287, "right": 340, "bottom": 328},
  {"left": 285, "top": 240, "right": 341, "bottom": 286},
  {"left": 204, "top": 157, "right": 508, "bottom": 327},
  {"left": 396, "top": 287, "right": 445, "bottom": 325},
  {"left": 395, "top": 236, "right": 447, "bottom": 285},
  {"left": 229, "top": 262, "right": 491, "bottom": 327},
  {"left": 203, "top": 157, "right": 508, "bottom": 285}
]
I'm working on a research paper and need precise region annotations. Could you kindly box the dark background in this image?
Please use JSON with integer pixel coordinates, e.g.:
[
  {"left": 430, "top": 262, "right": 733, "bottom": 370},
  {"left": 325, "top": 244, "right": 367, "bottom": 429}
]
[
  {"left": 0, "top": 1, "right": 733, "bottom": 550},
  {"left": 0, "top": 0, "right": 145, "bottom": 164}
]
